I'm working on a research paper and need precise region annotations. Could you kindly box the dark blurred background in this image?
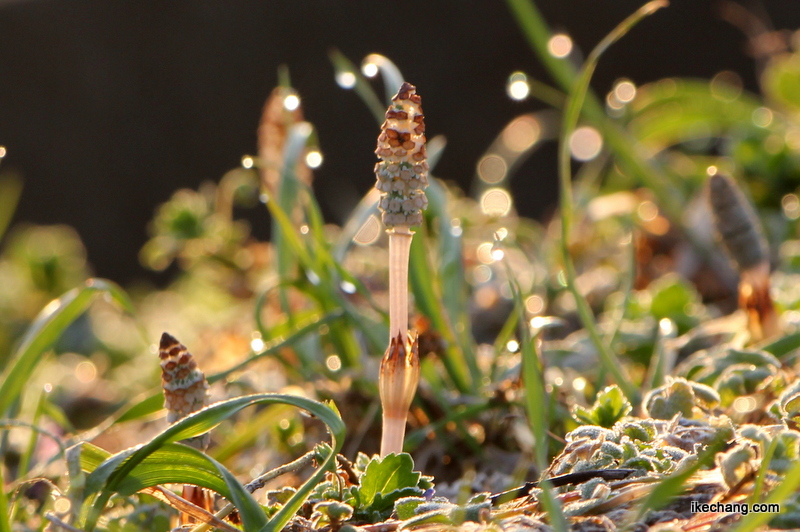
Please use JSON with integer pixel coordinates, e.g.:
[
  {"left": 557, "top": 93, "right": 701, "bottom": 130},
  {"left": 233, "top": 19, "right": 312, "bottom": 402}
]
[{"left": 1, "top": 0, "right": 798, "bottom": 286}]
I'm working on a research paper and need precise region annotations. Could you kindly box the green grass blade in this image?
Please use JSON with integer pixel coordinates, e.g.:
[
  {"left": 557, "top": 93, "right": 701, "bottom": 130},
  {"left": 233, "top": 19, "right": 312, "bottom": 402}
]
[
  {"left": 0, "top": 458, "right": 10, "bottom": 532},
  {"left": 84, "top": 393, "right": 345, "bottom": 532},
  {"left": 112, "top": 392, "right": 166, "bottom": 425},
  {"left": 504, "top": 260, "right": 566, "bottom": 531},
  {"left": 0, "top": 278, "right": 136, "bottom": 416},
  {"left": 0, "top": 173, "right": 22, "bottom": 242},
  {"left": 504, "top": 262, "right": 548, "bottom": 471},
  {"left": 408, "top": 227, "right": 470, "bottom": 393},
  {"left": 504, "top": 0, "right": 576, "bottom": 90},
  {"left": 328, "top": 49, "right": 386, "bottom": 125},
  {"left": 425, "top": 179, "right": 480, "bottom": 384},
  {"left": 556, "top": 1, "right": 668, "bottom": 405},
  {"left": 361, "top": 53, "right": 405, "bottom": 104},
  {"left": 80, "top": 442, "right": 236, "bottom": 500},
  {"left": 507, "top": 0, "right": 690, "bottom": 237}
]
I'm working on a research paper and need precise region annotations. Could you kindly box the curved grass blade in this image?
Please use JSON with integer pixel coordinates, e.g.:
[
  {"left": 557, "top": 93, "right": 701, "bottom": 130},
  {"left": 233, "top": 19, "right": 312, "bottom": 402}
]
[
  {"left": 556, "top": 1, "right": 669, "bottom": 404},
  {"left": 361, "top": 53, "right": 405, "bottom": 104},
  {"left": 81, "top": 442, "right": 237, "bottom": 500},
  {"left": 328, "top": 49, "right": 385, "bottom": 124},
  {"left": 83, "top": 393, "right": 345, "bottom": 532},
  {"left": 0, "top": 278, "right": 135, "bottom": 416},
  {"left": 469, "top": 109, "right": 559, "bottom": 198},
  {"left": 507, "top": 0, "right": 691, "bottom": 237},
  {"left": 0, "top": 419, "right": 66, "bottom": 461}
]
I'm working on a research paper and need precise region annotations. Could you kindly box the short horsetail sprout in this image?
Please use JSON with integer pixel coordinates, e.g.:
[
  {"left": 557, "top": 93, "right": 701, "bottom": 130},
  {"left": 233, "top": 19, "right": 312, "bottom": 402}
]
[
  {"left": 376, "top": 83, "right": 427, "bottom": 456},
  {"left": 708, "top": 174, "right": 778, "bottom": 341},
  {"left": 380, "top": 332, "right": 421, "bottom": 456},
  {"left": 159, "top": 333, "right": 213, "bottom": 524}
]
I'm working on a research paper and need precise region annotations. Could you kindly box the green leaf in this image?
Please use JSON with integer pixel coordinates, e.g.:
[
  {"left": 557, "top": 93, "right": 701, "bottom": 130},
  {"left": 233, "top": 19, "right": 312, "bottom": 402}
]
[
  {"left": 356, "top": 454, "right": 422, "bottom": 516},
  {"left": 394, "top": 496, "right": 426, "bottom": 520},
  {"left": 572, "top": 385, "right": 632, "bottom": 428},
  {"left": 0, "top": 278, "right": 135, "bottom": 416}
]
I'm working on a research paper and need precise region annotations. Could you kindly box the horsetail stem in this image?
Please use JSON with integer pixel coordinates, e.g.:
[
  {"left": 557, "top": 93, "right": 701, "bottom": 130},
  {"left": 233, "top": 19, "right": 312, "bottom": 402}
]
[{"left": 375, "top": 83, "right": 427, "bottom": 455}]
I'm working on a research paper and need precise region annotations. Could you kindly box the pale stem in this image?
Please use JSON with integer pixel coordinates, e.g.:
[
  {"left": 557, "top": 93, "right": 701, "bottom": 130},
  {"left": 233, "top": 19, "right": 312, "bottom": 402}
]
[
  {"left": 388, "top": 226, "right": 413, "bottom": 342},
  {"left": 380, "top": 414, "right": 407, "bottom": 457}
]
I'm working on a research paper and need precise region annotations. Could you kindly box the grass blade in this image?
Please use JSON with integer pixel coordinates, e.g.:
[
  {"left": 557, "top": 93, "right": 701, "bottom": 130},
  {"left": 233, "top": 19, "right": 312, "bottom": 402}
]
[
  {"left": 328, "top": 49, "right": 385, "bottom": 124},
  {"left": 408, "top": 227, "right": 470, "bottom": 393},
  {"left": 80, "top": 442, "right": 235, "bottom": 500},
  {"left": 556, "top": 1, "right": 668, "bottom": 404},
  {"left": 504, "top": 259, "right": 567, "bottom": 532},
  {"left": 0, "top": 173, "right": 22, "bottom": 242},
  {"left": 83, "top": 393, "right": 345, "bottom": 532},
  {"left": 0, "top": 459, "right": 9, "bottom": 532},
  {"left": 0, "top": 278, "right": 136, "bottom": 416},
  {"left": 360, "top": 54, "right": 405, "bottom": 104}
]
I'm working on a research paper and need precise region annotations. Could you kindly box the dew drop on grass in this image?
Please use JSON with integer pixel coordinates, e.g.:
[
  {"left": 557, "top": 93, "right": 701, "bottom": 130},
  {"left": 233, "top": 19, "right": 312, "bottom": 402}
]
[
  {"left": 361, "top": 62, "right": 378, "bottom": 78},
  {"left": 53, "top": 497, "right": 71, "bottom": 514},
  {"left": 752, "top": 107, "right": 773, "bottom": 128},
  {"left": 250, "top": 338, "right": 265, "bottom": 352},
  {"left": 525, "top": 295, "right": 544, "bottom": 314},
  {"left": 506, "top": 72, "right": 530, "bottom": 100},
  {"left": 614, "top": 79, "right": 636, "bottom": 103},
  {"left": 283, "top": 94, "right": 300, "bottom": 111},
  {"left": 548, "top": 33, "right": 573, "bottom": 58},
  {"left": 450, "top": 218, "right": 463, "bottom": 237},
  {"left": 782, "top": 194, "right": 800, "bottom": 220},
  {"left": 502, "top": 115, "right": 540, "bottom": 152},
  {"left": 326, "top": 355, "right": 342, "bottom": 371},
  {"left": 477, "top": 154, "right": 507, "bottom": 183},
  {"left": 336, "top": 71, "right": 356, "bottom": 89},
  {"left": 480, "top": 188, "right": 512, "bottom": 217},
  {"left": 354, "top": 215, "right": 381, "bottom": 245},
  {"left": 569, "top": 126, "right": 603, "bottom": 161},
  {"left": 340, "top": 280, "right": 357, "bottom": 294},
  {"left": 305, "top": 150, "right": 323, "bottom": 168}
]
